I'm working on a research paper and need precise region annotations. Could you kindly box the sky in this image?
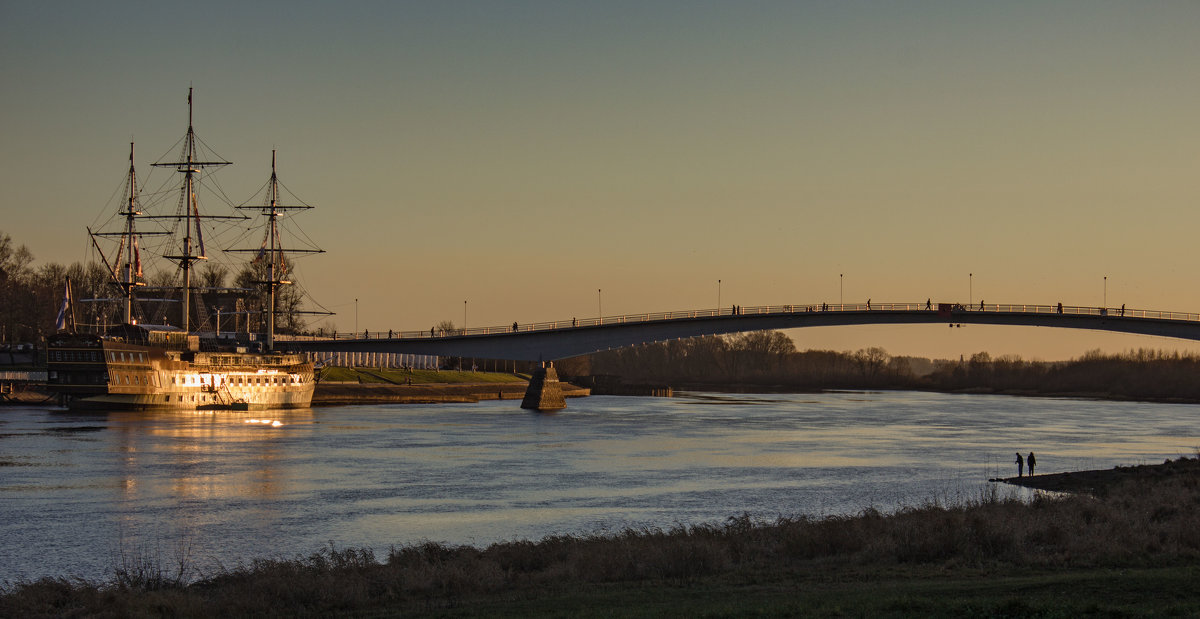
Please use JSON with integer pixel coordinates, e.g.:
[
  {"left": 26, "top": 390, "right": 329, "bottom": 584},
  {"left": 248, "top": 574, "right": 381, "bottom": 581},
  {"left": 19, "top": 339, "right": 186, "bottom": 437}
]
[{"left": 4, "top": 1, "right": 1200, "bottom": 360}]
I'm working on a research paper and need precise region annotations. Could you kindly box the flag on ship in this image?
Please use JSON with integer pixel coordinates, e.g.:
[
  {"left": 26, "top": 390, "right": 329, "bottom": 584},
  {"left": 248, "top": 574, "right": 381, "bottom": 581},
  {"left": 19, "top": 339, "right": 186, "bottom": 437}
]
[{"left": 55, "top": 279, "right": 73, "bottom": 332}]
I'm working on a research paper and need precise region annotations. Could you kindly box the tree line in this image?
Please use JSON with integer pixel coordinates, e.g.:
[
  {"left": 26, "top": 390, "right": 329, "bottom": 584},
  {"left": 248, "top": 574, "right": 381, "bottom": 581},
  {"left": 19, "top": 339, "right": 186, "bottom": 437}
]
[
  {"left": 560, "top": 332, "right": 1200, "bottom": 401},
  {"left": 556, "top": 332, "right": 917, "bottom": 390},
  {"left": 0, "top": 230, "right": 305, "bottom": 344}
]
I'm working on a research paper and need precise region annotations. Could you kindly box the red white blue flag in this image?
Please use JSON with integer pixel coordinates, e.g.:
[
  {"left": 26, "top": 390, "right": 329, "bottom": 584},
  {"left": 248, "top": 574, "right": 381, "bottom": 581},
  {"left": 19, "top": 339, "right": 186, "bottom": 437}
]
[{"left": 55, "top": 280, "right": 72, "bottom": 331}]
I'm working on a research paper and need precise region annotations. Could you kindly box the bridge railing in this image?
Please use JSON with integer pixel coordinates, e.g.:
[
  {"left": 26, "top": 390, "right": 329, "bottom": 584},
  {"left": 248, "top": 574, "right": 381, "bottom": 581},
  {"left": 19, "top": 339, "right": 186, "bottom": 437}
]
[{"left": 273, "top": 301, "right": 1200, "bottom": 342}]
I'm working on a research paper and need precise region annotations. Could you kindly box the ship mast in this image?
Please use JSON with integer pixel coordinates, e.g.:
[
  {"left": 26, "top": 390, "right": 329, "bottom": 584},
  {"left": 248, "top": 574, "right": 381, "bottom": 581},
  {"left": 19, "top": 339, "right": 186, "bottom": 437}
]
[
  {"left": 229, "top": 150, "right": 322, "bottom": 351},
  {"left": 119, "top": 143, "right": 142, "bottom": 323},
  {"left": 265, "top": 150, "right": 286, "bottom": 351},
  {"left": 88, "top": 142, "right": 165, "bottom": 327},
  {"left": 152, "top": 88, "right": 232, "bottom": 332}
]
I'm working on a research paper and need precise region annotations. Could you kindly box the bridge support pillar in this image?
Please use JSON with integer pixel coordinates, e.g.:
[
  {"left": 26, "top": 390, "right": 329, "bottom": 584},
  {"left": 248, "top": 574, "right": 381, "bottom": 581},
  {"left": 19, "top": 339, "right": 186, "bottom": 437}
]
[{"left": 521, "top": 362, "right": 566, "bottom": 411}]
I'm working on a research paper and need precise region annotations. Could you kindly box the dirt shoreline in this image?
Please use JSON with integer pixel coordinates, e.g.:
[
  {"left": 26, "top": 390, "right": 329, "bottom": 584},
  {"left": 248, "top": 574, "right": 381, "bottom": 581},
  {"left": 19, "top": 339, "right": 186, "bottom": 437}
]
[{"left": 992, "top": 455, "right": 1200, "bottom": 495}]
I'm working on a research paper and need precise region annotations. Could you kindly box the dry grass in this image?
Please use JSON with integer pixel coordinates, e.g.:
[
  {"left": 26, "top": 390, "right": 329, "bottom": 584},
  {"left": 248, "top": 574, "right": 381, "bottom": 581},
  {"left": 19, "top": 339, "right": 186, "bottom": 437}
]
[{"left": 5, "top": 458, "right": 1200, "bottom": 616}]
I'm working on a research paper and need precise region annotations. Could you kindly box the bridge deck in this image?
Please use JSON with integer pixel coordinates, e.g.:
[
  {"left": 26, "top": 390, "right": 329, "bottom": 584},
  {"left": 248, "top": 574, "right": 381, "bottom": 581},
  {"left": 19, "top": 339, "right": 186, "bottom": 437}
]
[{"left": 281, "top": 302, "right": 1200, "bottom": 362}]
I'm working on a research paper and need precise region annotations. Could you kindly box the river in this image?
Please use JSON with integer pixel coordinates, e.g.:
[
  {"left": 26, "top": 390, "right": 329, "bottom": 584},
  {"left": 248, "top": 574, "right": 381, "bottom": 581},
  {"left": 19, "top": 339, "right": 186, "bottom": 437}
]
[{"left": 2, "top": 390, "right": 1198, "bottom": 583}]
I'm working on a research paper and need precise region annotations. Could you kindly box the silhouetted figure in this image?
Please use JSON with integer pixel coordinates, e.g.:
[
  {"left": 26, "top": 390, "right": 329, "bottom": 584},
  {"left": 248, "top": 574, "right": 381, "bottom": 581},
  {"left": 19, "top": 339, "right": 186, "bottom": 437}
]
[
  {"left": 431, "top": 327, "right": 435, "bottom": 337},
  {"left": 1027, "top": 452, "right": 1036, "bottom": 476},
  {"left": 980, "top": 300, "right": 985, "bottom": 311},
  {"left": 1015, "top": 452, "right": 1024, "bottom": 477},
  {"left": 1057, "top": 302, "right": 1063, "bottom": 314},
  {"left": 512, "top": 322, "right": 519, "bottom": 332},
  {"left": 1120, "top": 304, "right": 1125, "bottom": 317},
  {"left": 364, "top": 329, "right": 369, "bottom": 339},
  {"left": 866, "top": 299, "right": 872, "bottom": 310},
  {"left": 388, "top": 329, "right": 393, "bottom": 338},
  {"left": 572, "top": 317, "right": 577, "bottom": 327},
  {"left": 926, "top": 299, "right": 932, "bottom": 310}
]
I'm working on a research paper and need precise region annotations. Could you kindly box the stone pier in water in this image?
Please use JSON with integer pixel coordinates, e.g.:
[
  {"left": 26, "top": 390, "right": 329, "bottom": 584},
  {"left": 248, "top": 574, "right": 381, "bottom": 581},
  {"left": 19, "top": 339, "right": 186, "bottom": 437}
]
[{"left": 521, "top": 362, "right": 566, "bottom": 411}]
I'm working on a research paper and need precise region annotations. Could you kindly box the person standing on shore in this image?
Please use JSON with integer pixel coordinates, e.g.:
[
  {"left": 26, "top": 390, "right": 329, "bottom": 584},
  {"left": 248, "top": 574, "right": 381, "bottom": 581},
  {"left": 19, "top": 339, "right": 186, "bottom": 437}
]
[
  {"left": 1028, "top": 452, "right": 1036, "bottom": 476},
  {"left": 1015, "top": 452, "right": 1024, "bottom": 477}
]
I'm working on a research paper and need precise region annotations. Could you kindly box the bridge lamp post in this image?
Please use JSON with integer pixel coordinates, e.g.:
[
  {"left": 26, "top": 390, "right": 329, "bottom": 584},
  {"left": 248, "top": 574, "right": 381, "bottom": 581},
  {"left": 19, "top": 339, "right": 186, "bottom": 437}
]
[
  {"left": 355, "top": 298, "right": 358, "bottom": 336},
  {"left": 969, "top": 273, "right": 973, "bottom": 307},
  {"left": 1104, "top": 276, "right": 1107, "bottom": 308},
  {"left": 598, "top": 289, "right": 602, "bottom": 323},
  {"left": 718, "top": 279, "right": 721, "bottom": 314},
  {"left": 463, "top": 300, "right": 467, "bottom": 334},
  {"left": 840, "top": 274, "right": 843, "bottom": 306}
]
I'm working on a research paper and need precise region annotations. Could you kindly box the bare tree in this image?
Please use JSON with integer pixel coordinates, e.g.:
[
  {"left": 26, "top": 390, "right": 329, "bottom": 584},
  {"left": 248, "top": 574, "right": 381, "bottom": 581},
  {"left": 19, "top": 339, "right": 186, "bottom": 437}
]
[
  {"left": 852, "top": 347, "right": 890, "bottom": 382},
  {"left": 234, "top": 256, "right": 306, "bottom": 335},
  {"left": 198, "top": 263, "right": 229, "bottom": 289},
  {"left": 0, "top": 231, "right": 36, "bottom": 342}
]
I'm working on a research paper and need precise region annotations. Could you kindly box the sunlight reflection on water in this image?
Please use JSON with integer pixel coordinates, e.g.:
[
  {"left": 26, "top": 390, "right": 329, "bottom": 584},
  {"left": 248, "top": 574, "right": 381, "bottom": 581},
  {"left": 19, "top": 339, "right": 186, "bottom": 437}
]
[{"left": 1, "top": 391, "right": 1198, "bottom": 582}]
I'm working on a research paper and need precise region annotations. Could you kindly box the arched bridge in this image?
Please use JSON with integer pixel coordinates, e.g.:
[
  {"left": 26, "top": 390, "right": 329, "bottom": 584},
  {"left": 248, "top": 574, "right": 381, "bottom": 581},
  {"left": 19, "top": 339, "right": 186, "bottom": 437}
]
[{"left": 281, "top": 302, "right": 1200, "bottom": 361}]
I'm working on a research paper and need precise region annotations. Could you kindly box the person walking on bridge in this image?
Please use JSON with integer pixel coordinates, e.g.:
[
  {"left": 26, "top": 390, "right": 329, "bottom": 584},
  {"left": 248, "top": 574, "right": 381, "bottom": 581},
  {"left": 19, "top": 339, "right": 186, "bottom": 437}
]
[
  {"left": 1015, "top": 452, "right": 1024, "bottom": 477},
  {"left": 1027, "top": 452, "right": 1036, "bottom": 477}
]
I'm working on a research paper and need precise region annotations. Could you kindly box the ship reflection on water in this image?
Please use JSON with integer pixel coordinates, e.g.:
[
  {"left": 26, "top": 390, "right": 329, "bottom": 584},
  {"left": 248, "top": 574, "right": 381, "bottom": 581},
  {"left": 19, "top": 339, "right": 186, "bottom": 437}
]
[
  {"left": 246, "top": 419, "right": 285, "bottom": 427},
  {"left": 106, "top": 409, "right": 313, "bottom": 530}
]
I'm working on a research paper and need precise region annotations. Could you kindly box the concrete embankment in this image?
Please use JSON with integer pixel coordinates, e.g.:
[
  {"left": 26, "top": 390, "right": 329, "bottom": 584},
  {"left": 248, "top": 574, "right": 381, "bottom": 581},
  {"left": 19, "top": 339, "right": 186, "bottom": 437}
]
[
  {"left": 566, "top": 375, "right": 673, "bottom": 397},
  {"left": 312, "top": 380, "right": 590, "bottom": 405}
]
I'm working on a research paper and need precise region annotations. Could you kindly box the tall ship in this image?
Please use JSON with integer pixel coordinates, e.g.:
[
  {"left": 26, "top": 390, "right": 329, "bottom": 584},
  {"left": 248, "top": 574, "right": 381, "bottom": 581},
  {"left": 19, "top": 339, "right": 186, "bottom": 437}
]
[{"left": 46, "top": 90, "right": 324, "bottom": 410}]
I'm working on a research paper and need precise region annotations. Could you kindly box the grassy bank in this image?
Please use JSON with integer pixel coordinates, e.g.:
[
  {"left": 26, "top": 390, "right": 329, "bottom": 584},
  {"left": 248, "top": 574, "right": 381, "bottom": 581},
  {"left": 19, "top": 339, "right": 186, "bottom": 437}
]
[{"left": 5, "top": 457, "right": 1200, "bottom": 617}]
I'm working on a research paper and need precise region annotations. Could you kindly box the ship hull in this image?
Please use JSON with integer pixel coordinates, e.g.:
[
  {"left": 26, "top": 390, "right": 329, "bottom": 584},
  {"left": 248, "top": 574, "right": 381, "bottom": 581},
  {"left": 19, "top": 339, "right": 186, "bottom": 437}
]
[
  {"left": 46, "top": 332, "right": 315, "bottom": 411},
  {"left": 63, "top": 390, "right": 313, "bottom": 411}
]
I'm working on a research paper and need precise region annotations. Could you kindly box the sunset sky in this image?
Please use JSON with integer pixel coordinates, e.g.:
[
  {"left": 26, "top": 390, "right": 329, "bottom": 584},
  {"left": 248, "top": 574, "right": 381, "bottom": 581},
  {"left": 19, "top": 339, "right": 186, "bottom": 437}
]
[{"left": 4, "top": 1, "right": 1200, "bottom": 360}]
